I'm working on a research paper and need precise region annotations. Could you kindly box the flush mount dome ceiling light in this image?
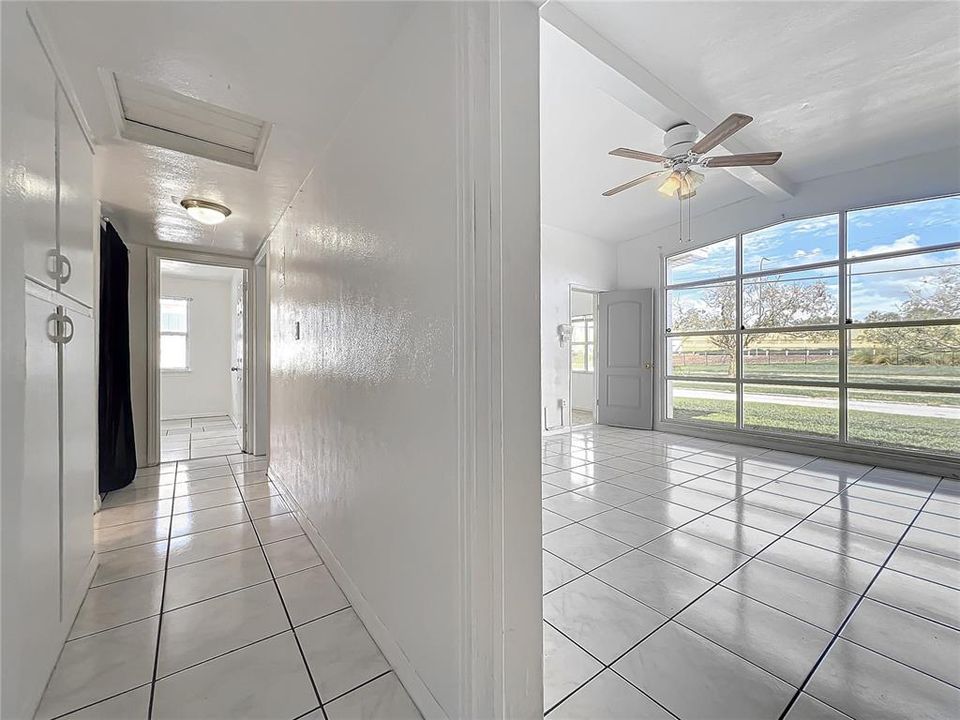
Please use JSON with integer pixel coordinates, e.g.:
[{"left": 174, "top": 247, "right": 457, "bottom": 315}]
[{"left": 180, "top": 198, "right": 232, "bottom": 225}]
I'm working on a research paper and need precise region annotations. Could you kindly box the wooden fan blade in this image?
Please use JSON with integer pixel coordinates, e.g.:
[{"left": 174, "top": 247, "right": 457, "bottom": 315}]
[
  {"left": 609, "top": 147, "right": 668, "bottom": 163},
  {"left": 690, "top": 113, "right": 753, "bottom": 154},
  {"left": 701, "top": 152, "right": 782, "bottom": 168},
  {"left": 602, "top": 171, "right": 665, "bottom": 197}
]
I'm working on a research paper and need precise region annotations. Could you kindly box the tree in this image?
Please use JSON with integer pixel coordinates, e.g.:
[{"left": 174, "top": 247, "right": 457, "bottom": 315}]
[
  {"left": 859, "top": 267, "right": 960, "bottom": 363},
  {"left": 670, "top": 274, "right": 837, "bottom": 372}
]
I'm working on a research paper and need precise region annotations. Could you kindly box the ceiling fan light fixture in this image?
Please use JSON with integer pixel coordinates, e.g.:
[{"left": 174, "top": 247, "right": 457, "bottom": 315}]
[
  {"left": 657, "top": 170, "right": 704, "bottom": 199},
  {"left": 180, "top": 198, "right": 232, "bottom": 225},
  {"left": 657, "top": 172, "right": 682, "bottom": 198}
]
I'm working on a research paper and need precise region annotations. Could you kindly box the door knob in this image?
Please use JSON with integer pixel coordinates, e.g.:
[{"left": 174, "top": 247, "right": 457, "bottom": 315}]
[
  {"left": 231, "top": 366, "right": 241, "bottom": 372},
  {"left": 643, "top": 362, "right": 654, "bottom": 369}
]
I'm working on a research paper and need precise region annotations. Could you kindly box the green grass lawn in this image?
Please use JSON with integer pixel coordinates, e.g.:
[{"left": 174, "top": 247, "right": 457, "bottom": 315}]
[
  {"left": 671, "top": 364, "right": 960, "bottom": 407},
  {"left": 671, "top": 396, "right": 960, "bottom": 454}
]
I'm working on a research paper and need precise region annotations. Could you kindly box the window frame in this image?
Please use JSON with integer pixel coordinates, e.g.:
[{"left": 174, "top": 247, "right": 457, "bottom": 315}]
[
  {"left": 659, "top": 193, "right": 960, "bottom": 460},
  {"left": 159, "top": 295, "right": 192, "bottom": 373},
  {"left": 570, "top": 314, "right": 595, "bottom": 374}
]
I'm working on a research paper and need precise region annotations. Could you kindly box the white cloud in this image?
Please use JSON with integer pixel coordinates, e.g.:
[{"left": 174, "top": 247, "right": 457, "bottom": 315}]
[{"left": 847, "top": 233, "right": 920, "bottom": 258}]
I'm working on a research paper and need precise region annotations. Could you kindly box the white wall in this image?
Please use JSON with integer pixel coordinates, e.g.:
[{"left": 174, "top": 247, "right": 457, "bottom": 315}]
[
  {"left": 159, "top": 275, "right": 233, "bottom": 419},
  {"left": 618, "top": 149, "right": 960, "bottom": 290},
  {"left": 541, "top": 224, "right": 617, "bottom": 428},
  {"left": 266, "top": 4, "right": 540, "bottom": 718}
]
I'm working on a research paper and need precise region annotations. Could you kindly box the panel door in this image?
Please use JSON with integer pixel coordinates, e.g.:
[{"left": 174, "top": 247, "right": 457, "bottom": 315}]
[
  {"left": 21, "top": 290, "right": 63, "bottom": 711},
  {"left": 60, "top": 305, "right": 95, "bottom": 615},
  {"left": 1, "top": 9, "right": 57, "bottom": 289},
  {"left": 56, "top": 85, "right": 95, "bottom": 307},
  {"left": 597, "top": 289, "right": 655, "bottom": 429}
]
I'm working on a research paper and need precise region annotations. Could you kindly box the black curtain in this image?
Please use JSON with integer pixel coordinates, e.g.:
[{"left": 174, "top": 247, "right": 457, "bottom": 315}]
[{"left": 98, "top": 221, "right": 137, "bottom": 492}]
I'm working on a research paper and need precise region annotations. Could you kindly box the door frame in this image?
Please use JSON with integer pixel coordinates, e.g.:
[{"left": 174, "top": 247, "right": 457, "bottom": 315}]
[
  {"left": 251, "top": 241, "right": 269, "bottom": 457},
  {"left": 567, "top": 284, "right": 599, "bottom": 427},
  {"left": 145, "top": 247, "right": 254, "bottom": 466}
]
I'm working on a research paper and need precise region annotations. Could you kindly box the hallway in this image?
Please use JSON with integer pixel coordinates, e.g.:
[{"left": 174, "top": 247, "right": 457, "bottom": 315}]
[{"left": 36, "top": 454, "right": 420, "bottom": 720}]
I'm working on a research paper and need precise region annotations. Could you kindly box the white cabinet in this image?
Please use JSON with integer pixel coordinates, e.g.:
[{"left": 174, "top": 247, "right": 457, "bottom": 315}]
[
  {"left": 2, "top": 7, "right": 58, "bottom": 289},
  {"left": 61, "top": 305, "right": 96, "bottom": 610},
  {"left": 57, "top": 86, "right": 95, "bottom": 307},
  {"left": 21, "top": 288, "right": 66, "bottom": 715},
  {"left": 1, "top": 9, "right": 98, "bottom": 719}
]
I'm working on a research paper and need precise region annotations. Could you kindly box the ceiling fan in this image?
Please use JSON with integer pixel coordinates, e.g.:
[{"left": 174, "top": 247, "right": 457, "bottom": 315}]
[{"left": 602, "top": 113, "right": 782, "bottom": 199}]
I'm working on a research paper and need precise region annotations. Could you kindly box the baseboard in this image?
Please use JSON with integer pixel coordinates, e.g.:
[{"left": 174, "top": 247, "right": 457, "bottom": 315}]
[
  {"left": 267, "top": 466, "right": 447, "bottom": 719},
  {"left": 160, "top": 411, "right": 232, "bottom": 421}
]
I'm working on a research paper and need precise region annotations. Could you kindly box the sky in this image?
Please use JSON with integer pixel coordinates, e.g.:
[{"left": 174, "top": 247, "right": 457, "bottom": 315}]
[{"left": 667, "top": 195, "right": 960, "bottom": 317}]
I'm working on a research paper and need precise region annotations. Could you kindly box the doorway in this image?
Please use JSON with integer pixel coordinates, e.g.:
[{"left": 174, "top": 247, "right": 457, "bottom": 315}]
[
  {"left": 147, "top": 248, "right": 255, "bottom": 465},
  {"left": 153, "top": 255, "right": 248, "bottom": 462},
  {"left": 569, "top": 288, "right": 598, "bottom": 426}
]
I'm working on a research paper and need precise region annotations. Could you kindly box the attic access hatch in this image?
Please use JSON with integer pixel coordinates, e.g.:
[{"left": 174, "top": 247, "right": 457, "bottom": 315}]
[{"left": 103, "top": 72, "right": 271, "bottom": 170}]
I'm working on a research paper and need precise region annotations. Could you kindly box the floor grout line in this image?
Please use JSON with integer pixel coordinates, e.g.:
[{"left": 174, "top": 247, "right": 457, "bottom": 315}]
[
  {"left": 775, "top": 476, "right": 946, "bottom": 719},
  {"left": 145, "top": 459, "right": 180, "bottom": 720},
  {"left": 542, "top": 452, "right": 842, "bottom": 714},
  {"left": 543, "top": 429, "right": 954, "bottom": 719},
  {"left": 229, "top": 461, "right": 331, "bottom": 720}
]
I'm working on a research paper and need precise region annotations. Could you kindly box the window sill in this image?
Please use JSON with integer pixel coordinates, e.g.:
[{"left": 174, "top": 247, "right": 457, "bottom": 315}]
[
  {"left": 572, "top": 370, "right": 594, "bottom": 375},
  {"left": 161, "top": 368, "right": 192, "bottom": 375}
]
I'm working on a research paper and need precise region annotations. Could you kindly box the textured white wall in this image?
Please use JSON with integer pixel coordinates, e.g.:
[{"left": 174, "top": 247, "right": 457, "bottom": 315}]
[
  {"left": 266, "top": 4, "right": 541, "bottom": 717},
  {"left": 541, "top": 224, "right": 617, "bottom": 428},
  {"left": 159, "top": 275, "right": 233, "bottom": 419}
]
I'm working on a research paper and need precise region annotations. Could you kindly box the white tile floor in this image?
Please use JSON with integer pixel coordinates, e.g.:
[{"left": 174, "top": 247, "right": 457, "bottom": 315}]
[
  {"left": 542, "top": 425, "right": 960, "bottom": 720},
  {"left": 38, "top": 454, "right": 421, "bottom": 720},
  {"left": 160, "top": 415, "right": 243, "bottom": 462}
]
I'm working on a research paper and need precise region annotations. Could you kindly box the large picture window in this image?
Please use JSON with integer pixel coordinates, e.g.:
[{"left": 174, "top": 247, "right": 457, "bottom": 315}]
[{"left": 661, "top": 195, "right": 960, "bottom": 457}]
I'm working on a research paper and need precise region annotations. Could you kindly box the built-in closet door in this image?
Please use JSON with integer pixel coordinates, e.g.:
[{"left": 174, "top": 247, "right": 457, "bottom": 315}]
[
  {"left": 21, "top": 287, "right": 64, "bottom": 712},
  {"left": 56, "top": 85, "right": 95, "bottom": 307},
  {"left": 60, "top": 304, "right": 96, "bottom": 612},
  {"left": 1, "top": 10, "right": 57, "bottom": 289}
]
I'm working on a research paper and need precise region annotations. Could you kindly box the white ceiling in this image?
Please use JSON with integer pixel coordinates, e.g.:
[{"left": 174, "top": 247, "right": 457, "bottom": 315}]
[
  {"left": 40, "top": 2, "right": 410, "bottom": 256},
  {"left": 160, "top": 259, "right": 242, "bottom": 284},
  {"left": 542, "top": 0, "right": 960, "bottom": 243},
  {"left": 540, "top": 21, "right": 755, "bottom": 244}
]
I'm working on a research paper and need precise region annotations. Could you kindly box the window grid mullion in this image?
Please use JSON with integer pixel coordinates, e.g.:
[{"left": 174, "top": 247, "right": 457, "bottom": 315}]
[
  {"left": 838, "top": 209, "right": 849, "bottom": 444},
  {"left": 659, "top": 193, "right": 958, "bottom": 458},
  {"left": 735, "top": 232, "right": 744, "bottom": 431}
]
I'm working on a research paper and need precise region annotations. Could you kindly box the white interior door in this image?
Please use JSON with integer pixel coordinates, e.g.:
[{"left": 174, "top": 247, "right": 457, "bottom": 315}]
[
  {"left": 230, "top": 275, "right": 245, "bottom": 449},
  {"left": 596, "top": 288, "right": 655, "bottom": 429}
]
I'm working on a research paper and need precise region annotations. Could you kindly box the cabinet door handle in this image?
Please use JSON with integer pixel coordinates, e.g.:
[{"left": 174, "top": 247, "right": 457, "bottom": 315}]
[
  {"left": 46, "top": 312, "right": 62, "bottom": 343},
  {"left": 60, "top": 313, "right": 74, "bottom": 344},
  {"left": 59, "top": 255, "right": 72, "bottom": 283},
  {"left": 46, "top": 250, "right": 61, "bottom": 281}
]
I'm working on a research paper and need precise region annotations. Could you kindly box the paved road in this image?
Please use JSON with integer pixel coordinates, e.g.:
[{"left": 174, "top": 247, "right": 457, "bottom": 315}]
[{"left": 673, "top": 388, "right": 959, "bottom": 419}]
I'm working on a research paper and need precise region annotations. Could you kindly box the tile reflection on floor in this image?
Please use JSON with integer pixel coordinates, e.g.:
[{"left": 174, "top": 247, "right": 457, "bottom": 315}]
[
  {"left": 542, "top": 425, "right": 960, "bottom": 719},
  {"left": 38, "top": 454, "right": 421, "bottom": 720},
  {"left": 160, "top": 415, "right": 243, "bottom": 462}
]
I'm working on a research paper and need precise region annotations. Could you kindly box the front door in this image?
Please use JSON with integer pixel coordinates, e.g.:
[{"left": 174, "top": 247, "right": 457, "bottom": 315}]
[{"left": 596, "top": 288, "right": 655, "bottom": 429}]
